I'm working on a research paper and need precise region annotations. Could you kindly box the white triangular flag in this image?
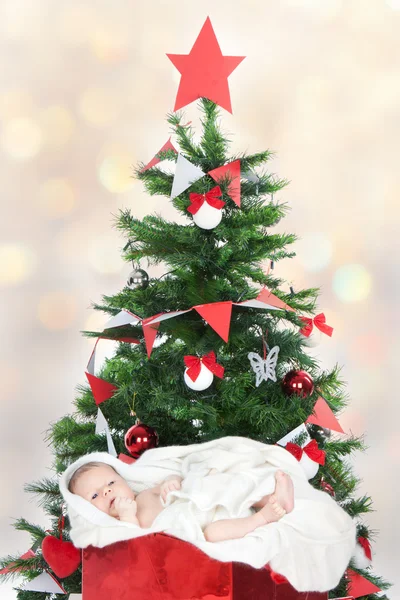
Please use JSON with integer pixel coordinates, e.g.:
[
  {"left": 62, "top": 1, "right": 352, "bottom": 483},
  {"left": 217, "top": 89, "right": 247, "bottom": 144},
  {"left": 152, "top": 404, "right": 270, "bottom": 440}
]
[
  {"left": 104, "top": 310, "right": 141, "bottom": 329},
  {"left": 21, "top": 571, "right": 66, "bottom": 593},
  {"left": 106, "top": 429, "right": 118, "bottom": 457},
  {"left": 96, "top": 408, "right": 117, "bottom": 457},
  {"left": 95, "top": 407, "right": 108, "bottom": 434},
  {"left": 277, "top": 423, "right": 311, "bottom": 447},
  {"left": 171, "top": 153, "right": 204, "bottom": 199}
]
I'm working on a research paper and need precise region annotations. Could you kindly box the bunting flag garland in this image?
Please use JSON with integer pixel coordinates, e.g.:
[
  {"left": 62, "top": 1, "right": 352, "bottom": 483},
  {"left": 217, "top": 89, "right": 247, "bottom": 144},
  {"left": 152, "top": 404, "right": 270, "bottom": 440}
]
[
  {"left": 85, "top": 373, "right": 118, "bottom": 407},
  {"left": 104, "top": 309, "right": 141, "bottom": 330},
  {"left": 170, "top": 153, "right": 205, "bottom": 199},
  {"left": 95, "top": 407, "right": 117, "bottom": 457},
  {"left": 0, "top": 549, "right": 36, "bottom": 574},
  {"left": 299, "top": 313, "right": 334, "bottom": 338},
  {"left": 306, "top": 396, "right": 345, "bottom": 434},
  {"left": 256, "top": 287, "right": 295, "bottom": 311},
  {"left": 118, "top": 453, "right": 136, "bottom": 465},
  {"left": 209, "top": 159, "right": 241, "bottom": 207},
  {"left": 346, "top": 569, "right": 381, "bottom": 598},
  {"left": 89, "top": 286, "right": 297, "bottom": 359},
  {"left": 194, "top": 301, "right": 233, "bottom": 342},
  {"left": 85, "top": 338, "right": 118, "bottom": 406},
  {"left": 277, "top": 423, "right": 311, "bottom": 447},
  {"left": 20, "top": 571, "right": 67, "bottom": 594},
  {"left": 141, "top": 137, "right": 178, "bottom": 172}
]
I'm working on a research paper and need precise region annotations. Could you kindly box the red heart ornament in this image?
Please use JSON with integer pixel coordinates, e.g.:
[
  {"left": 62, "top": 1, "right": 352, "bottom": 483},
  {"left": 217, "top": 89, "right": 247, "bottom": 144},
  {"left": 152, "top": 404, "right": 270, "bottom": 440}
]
[{"left": 42, "top": 535, "right": 81, "bottom": 578}]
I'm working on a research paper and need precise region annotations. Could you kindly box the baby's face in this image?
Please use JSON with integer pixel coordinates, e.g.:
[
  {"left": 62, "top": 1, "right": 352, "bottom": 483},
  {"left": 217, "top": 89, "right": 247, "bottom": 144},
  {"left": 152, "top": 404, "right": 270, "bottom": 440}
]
[{"left": 73, "top": 464, "right": 136, "bottom": 518}]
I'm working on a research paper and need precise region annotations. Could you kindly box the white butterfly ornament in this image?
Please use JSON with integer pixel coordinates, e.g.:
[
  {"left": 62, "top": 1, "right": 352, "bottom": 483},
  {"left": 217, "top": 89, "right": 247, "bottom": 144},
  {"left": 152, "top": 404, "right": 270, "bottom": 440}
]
[{"left": 248, "top": 345, "right": 280, "bottom": 387}]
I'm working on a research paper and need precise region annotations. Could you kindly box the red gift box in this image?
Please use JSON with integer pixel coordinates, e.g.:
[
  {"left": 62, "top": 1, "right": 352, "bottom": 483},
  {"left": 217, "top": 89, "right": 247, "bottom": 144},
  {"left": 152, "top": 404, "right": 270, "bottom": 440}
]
[{"left": 83, "top": 533, "right": 329, "bottom": 600}]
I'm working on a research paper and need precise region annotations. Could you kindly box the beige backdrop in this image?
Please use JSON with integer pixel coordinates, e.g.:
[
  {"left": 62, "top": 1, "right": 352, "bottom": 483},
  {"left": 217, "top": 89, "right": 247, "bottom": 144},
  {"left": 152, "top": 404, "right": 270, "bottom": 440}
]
[{"left": 1, "top": 1, "right": 398, "bottom": 598}]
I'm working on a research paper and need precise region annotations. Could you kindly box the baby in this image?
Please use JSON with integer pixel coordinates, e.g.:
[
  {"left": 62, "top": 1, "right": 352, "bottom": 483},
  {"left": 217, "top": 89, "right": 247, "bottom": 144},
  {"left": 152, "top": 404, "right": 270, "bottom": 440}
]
[{"left": 69, "top": 461, "right": 295, "bottom": 542}]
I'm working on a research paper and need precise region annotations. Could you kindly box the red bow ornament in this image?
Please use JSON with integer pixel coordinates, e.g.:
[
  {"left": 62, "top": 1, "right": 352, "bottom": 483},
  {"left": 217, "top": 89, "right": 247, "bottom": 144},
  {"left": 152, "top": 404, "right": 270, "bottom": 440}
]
[
  {"left": 357, "top": 536, "right": 372, "bottom": 561},
  {"left": 187, "top": 186, "right": 225, "bottom": 215},
  {"left": 184, "top": 351, "right": 225, "bottom": 382},
  {"left": 299, "top": 313, "right": 333, "bottom": 338},
  {"left": 285, "top": 439, "right": 326, "bottom": 465}
]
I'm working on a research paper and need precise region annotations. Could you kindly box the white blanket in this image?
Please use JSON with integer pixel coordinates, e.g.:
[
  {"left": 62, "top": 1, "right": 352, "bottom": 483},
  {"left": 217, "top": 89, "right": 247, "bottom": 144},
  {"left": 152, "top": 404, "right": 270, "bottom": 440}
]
[{"left": 59, "top": 436, "right": 356, "bottom": 592}]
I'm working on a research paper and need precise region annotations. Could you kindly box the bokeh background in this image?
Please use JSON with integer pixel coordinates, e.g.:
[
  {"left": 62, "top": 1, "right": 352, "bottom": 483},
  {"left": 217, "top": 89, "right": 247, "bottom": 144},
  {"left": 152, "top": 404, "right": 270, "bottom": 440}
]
[{"left": 1, "top": 0, "right": 399, "bottom": 598}]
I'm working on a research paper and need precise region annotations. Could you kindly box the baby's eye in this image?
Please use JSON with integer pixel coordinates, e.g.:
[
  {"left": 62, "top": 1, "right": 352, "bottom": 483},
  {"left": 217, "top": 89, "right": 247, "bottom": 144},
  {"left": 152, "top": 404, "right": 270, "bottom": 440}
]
[
  {"left": 109, "top": 481, "right": 115, "bottom": 485},
  {"left": 91, "top": 493, "right": 98, "bottom": 500}
]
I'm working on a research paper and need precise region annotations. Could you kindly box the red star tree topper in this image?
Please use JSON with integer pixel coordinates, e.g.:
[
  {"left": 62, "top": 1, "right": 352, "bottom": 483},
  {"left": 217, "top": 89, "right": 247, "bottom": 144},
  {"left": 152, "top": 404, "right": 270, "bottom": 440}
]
[{"left": 167, "top": 17, "right": 245, "bottom": 113}]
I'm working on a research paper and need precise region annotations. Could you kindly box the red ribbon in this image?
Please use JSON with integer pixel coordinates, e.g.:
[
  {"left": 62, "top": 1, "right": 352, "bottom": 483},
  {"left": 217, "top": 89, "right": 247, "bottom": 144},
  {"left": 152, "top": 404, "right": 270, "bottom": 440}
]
[
  {"left": 357, "top": 536, "right": 372, "bottom": 560},
  {"left": 184, "top": 351, "right": 224, "bottom": 382},
  {"left": 299, "top": 313, "right": 333, "bottom": 338},
  {"left": 187, "top": 186, "right": 225, "bottom": 215},
  {"left": 285, "top": 439, "right": 326, "bottom": 465}
]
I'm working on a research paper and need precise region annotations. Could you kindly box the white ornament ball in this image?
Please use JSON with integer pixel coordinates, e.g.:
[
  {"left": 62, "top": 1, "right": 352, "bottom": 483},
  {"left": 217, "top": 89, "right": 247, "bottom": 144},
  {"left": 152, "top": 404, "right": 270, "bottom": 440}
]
[
  {"left": 301, "top": 329, "right": 322, "bottom": 348},
  {"left": 193, "top": 203, "right": 223, "bottom": 230},
  {"left": 184, "top": 363, "right": 214, "bottom": 391},
  {"left": 352, "top": 541, "right": 372, "bottom": 569},
  {"left": 299, "top": 452, "right": 320, "bottom": 480}
]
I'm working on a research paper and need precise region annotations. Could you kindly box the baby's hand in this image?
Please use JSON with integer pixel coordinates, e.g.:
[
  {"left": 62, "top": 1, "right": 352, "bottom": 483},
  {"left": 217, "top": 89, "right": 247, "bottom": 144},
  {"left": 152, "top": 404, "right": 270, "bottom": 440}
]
[
  {"left": 160, "top": 476, "right": 183, "bottom": 502},
  {"left": 113, "top": 497, "right": 139, "bottom": 524}
]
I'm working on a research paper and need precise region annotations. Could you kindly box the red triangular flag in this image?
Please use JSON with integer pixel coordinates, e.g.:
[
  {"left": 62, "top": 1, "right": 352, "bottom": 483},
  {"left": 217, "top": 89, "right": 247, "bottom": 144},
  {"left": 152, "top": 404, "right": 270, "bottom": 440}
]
[
  {"left": 194, "top": 302, "right": 232, "bottom": 342},
  {"left": 208, "top": 160, "right": 241, "bottom": 207},
  {"left": 118, "top": 453, "right": 136, "bottom": 464},
  {"left": 141, "top": 137, "right": 178, "bottom": 172},
  {"left": 257, "top": 287, "right": 295, "bottom": 312},
  {"left": 142, "top": 315, "right": 162, "bottom": 358},
  {"left": 346, "top": 569, "right": 381, "bottom": 598},
  {"left": 306, "top": 397, "right": 345, "bottom": 434},
  {"left": 113, "top": 337, "right": 140, "bottom": 344},
  {"left": 85, "top": 372, "right": 118, "bottom": 406},
  {"left": 0, "top": 550, "right": 36, "bottom": 575}
]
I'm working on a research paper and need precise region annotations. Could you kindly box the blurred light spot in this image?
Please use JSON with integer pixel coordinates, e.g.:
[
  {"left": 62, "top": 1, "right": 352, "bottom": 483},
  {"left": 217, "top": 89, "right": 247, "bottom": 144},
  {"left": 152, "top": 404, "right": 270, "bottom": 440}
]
[
  {"left": 0, "top": 361, "right": 20, "bottom": 398},
  {"left": 97, "top": 145, "right": 135, "bottom": 193},
  {"left": 40, "top": 106, "right": 75, "bottom": 147},
  {"left": 87, "top": 233, "right": 124, "bottom": 274},
  {"left": 37, "top": 292, "right": 77, "bottom": 330},
  {"left": 296, "top": 232, "right": 332, "bottom": 272},
  {"left": 0, "top": 244, "right": 37, "bottom": 286},
  {"left": 386, "top": 434, "right": 400, "bottom": 462},
  {"left": 349, "top": 333, "right": 386, "bottom": 367},
  {"left": 285, "top": 0, "right": 342, "bottom": 18},
  {"left": 58, "top": 5, "right": 95, "bottom": 46},
  {"left": 1, "top": 117, "right": 42, "bottom": 159},
  {"left": 386, "top": 0, "right": 400, "bottom": 9},
  {"left": 78, "top": 88, "right": 121, "bottom": 127},
  {"left": 332, "top": 264, "right": 372, "bottom": 303},
  {"left": 84, "top": 312, "right": 109, "bottom": 344},
  {"left": 56, "top": 221, "right": 92, "bottom": 262},
  {"left": 338, "top": 409, "right": 365, "bottom": 437},
  {"left": 38, "top": 179, "right": 76, "bottom": 218},
  {"left": 0, "top": 90, "right": 35, "bottom": 120},
  {"left": 88, "top": 25, "right": 128, "bottom": 63}
]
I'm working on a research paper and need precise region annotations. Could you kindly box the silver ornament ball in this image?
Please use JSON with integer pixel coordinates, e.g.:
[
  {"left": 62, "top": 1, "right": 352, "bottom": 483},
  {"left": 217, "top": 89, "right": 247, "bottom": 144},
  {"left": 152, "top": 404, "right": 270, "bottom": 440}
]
[{"left": 127, "top": 268, "right": 149, "bottom": 290}]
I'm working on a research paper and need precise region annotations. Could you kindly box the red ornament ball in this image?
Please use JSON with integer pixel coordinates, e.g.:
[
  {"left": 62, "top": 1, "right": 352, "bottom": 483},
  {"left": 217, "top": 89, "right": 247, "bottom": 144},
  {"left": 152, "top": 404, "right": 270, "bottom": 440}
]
[
  {"left": 282, "top": 369, "right": 314, "bottom": 398},
  {"left": 124, "top": 423, "right": 159, "bottom": 458}
]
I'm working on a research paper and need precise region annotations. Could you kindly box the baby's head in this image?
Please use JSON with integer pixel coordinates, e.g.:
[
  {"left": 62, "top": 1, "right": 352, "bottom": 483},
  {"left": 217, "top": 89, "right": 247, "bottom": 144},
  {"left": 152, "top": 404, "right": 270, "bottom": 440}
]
[{"left": 68, "top": 461, "right": 136, "bottom": 518}]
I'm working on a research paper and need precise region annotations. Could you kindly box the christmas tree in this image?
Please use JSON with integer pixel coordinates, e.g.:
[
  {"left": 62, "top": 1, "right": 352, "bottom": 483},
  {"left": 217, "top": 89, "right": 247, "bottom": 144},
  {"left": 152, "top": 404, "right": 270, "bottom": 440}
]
[{"left": 0, "top": 17, "right": 391, "bottom": 600}]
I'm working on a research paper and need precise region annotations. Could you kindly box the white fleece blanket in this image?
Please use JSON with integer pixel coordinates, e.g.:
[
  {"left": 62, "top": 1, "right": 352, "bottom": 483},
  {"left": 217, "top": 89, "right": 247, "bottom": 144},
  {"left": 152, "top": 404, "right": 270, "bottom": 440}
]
[{"left": 59, "top": 436, "right": 356, "bottom": 592}]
